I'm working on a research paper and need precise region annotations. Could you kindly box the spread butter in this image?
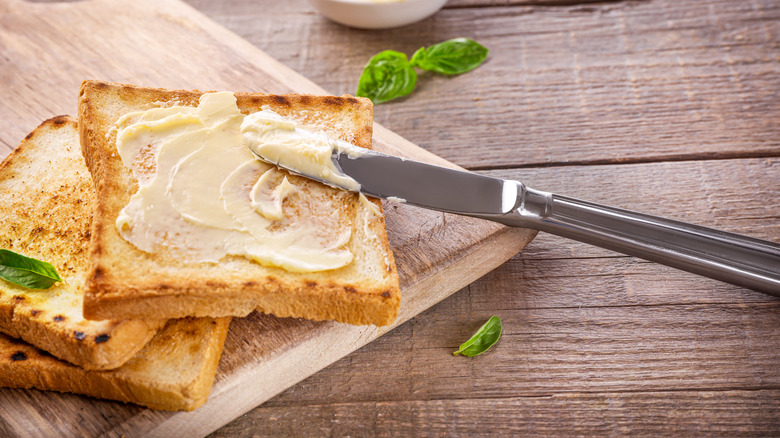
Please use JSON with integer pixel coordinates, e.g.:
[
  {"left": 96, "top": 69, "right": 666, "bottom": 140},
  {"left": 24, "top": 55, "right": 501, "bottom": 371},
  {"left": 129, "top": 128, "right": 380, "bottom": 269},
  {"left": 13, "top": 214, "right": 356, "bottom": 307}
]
[{"left": 113, "top": 92, "right": 366, "bottom": 272}]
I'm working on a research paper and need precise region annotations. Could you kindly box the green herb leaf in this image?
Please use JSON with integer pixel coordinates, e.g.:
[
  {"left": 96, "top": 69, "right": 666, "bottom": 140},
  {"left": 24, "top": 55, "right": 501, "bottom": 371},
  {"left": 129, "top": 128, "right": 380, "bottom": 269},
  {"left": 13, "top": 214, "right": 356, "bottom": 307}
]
[
  {"left": 410, "top": 38, "right": 489, "bottom": 75},
  {"left": 453, "top": 316, "right": 502, "bottom": 357},
  {"left": 0, "top": 249, "right": 62, "bottom": 290},
  {"left": 356, "top": 50, "right": 417, "bottom": 104}
]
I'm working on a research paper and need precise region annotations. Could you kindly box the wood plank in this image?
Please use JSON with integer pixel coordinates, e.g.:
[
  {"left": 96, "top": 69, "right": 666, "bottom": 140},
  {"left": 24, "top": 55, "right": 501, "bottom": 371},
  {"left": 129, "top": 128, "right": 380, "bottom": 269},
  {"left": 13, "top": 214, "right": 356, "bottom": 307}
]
[
  {"left": 210, "top": 390, "right": 780, "bottom": 437},
  {"left": 0, "top": 0, "right": 535, "bottom": 436},
  {"left": 185, "top": 0, "right": 780, "bottom": 168},
  {"left": 257, "top": 300, "right": 780, "bottom": 405}
]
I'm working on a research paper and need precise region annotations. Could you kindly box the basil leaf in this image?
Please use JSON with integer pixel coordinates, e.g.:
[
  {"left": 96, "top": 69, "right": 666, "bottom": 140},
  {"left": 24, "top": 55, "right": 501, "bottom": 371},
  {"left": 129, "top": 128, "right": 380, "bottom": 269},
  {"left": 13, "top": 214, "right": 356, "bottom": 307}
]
[
  {"left": 453, "top": 315, "right": 502, "bottom": 357},
  {"left": 356, "top": 50, "right": 417, "bottom": 104},
  {"left": 410, "top": 38, "right": 489, "bottom": 75},
  {"left": 0, "top": 249, "right": 62, "bottom": 290}
]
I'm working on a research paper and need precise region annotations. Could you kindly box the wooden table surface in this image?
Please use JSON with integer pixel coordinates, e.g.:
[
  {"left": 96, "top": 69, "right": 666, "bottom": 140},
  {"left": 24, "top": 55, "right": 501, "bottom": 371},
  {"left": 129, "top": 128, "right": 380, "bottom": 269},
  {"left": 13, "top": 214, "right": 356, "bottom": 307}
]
[
  {"left": 178, "top": 0, "right": 780, "bottom": 436},
  {"left": 16, "top": 0, "right": 776, "bottom": 435}
]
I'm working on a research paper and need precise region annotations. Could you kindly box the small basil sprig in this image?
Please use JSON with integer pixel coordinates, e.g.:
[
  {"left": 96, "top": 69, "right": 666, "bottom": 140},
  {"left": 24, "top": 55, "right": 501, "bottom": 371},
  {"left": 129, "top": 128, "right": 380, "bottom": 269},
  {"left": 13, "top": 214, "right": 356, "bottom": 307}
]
[
  {"left": 356, "top": 50, "right": 418, "bottom": 104},
  {"left": 356, "top": 38, "right": 489, "bottom": 104},
  {"left": 0, "top": 249, "right": 62, "bottom": 289},
  {"left": 410, "top": 38, "right": 489, "bottom": 75},
  {"left": 452, "top": 315, "right": 502, "bottom": 357}
]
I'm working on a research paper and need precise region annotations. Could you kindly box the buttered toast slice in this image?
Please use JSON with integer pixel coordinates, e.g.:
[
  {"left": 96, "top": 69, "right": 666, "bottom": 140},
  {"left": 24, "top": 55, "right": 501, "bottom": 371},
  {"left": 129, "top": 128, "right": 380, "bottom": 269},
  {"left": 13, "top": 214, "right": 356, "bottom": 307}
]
[
  {"left": 0, "top": 316, "right": 231, "bottom": 411},
  {"left": 0, "top": 116, "right": 164, "bottom": 370},
  {"left": 79, "top": 81, "right": 400, "bottom": 326}
]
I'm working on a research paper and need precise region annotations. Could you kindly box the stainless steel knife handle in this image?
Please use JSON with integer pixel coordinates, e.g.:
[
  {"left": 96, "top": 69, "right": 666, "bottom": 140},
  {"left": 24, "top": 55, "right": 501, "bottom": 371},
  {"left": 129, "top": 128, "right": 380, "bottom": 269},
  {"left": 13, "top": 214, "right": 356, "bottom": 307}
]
[{"left": 491, "top": 181, "right": 780, "bottom": 295}]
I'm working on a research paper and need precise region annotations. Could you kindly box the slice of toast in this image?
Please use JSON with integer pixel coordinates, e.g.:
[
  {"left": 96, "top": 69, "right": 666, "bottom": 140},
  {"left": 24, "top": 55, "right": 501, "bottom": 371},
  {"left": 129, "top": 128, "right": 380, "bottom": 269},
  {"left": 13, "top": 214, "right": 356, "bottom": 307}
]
[
  {"left": 0, "top": 316, "right": 231, "bottom": 411},
  {"left": 0, "top": 116, "right": 165, "bottom": 370},
  {"left": 79, "top": 81, "right": 401, "bottom": 326}
]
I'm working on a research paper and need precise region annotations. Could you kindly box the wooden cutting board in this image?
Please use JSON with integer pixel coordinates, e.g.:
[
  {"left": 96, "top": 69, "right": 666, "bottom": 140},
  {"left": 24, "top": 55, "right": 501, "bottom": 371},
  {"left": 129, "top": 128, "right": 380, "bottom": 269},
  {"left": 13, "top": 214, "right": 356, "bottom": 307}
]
[{"left": 0, "top": 0, "right": 536, "bottom": 436}]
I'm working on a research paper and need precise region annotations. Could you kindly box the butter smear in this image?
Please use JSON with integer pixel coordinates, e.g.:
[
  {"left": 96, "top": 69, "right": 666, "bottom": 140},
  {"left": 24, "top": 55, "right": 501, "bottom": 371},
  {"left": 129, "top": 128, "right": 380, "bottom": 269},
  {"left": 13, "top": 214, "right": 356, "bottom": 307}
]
[{"left": 113, "top": 92, "right": 373, "bottom": 272}]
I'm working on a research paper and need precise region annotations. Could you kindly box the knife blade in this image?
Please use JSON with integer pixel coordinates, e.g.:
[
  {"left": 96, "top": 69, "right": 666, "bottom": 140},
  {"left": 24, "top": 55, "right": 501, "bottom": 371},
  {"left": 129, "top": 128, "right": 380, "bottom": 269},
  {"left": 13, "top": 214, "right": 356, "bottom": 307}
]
[
  {"left": 333, "top": 150, "right": 520, "bottom": 216},
  {"left": 248, "top": 144, "right": 780, "bottom": 295}
]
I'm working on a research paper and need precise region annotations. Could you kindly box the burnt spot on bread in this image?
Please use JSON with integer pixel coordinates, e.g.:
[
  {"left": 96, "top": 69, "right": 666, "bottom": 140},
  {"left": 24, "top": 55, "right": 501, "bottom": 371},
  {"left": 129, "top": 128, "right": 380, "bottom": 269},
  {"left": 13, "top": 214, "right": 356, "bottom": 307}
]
[
  {"left": 12, "top": 296, "right": 24, "bottom": 303},
  {"left": 324, "top": 96, "right": 342, "bottom": 106},
  {"left": 74, "top": 331, "right": 86, "bottom": 341},
  {"left": 346, "top": 97, "right": 359, "bottom": 105},
  {"left": 272, "top": 95, "right": 291, "bottom": 107},
  {"left": 243, "top": 281, "right": 257, "bottom": 288},
  {"left": 94, "top": 334, "right": 110, "bottom": 344},
  {"left": 10, "top": 351, "right": 27, "bottom": 361},
  {"left": 53, "top": 315, "right": 66, "bottom": 322},
  {"left": 299, "top": 95, "right": 312, "bottom": 105},
  {"left": 30, "top": 310, "right": 41, "bottom": 317},
  {"left": 306, "top": 281, "right": 317, "bottom": 288},
  {"left": 344, "top": 286, "right": 357, "bottom": 293},
  {"left": 51, "top": 116, "right": 69, "bottom": 125},
  {"left": 381, "top": 291, "right": 391, "bottom": 298},
  {"left": 24, "top": 131, "right": 34, "bottom": 140}
]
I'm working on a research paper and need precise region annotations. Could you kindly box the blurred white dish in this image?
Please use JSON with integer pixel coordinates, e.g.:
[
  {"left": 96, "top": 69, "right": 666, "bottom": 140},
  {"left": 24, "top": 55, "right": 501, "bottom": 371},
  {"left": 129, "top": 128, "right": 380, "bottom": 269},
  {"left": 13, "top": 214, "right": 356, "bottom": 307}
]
[{"left": 308, "top": 0, "right": 448, "bottom": 29}]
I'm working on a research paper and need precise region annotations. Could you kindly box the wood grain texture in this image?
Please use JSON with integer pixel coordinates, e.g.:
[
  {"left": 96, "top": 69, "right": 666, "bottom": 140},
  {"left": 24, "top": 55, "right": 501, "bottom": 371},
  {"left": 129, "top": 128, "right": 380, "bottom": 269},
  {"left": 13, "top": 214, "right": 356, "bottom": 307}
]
[
  {"left": 0, "top": 0, "right": 535, "bottom": 436},
  {"left": 189, "top": 0, "right": 780, "bottom": 169},
  {"left": 211, "top": 390, "right": 780, "bottom": 437},
  {"left": 1, "top": 0, "right": 778, "bottom": 436}
]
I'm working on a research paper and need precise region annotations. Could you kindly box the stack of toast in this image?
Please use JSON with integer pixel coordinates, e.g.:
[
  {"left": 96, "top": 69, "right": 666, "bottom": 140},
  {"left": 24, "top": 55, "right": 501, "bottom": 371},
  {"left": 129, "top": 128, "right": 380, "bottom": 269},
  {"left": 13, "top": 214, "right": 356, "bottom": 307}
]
[{"left": 0, "top": 81, "right": 400, "bottom": 411}]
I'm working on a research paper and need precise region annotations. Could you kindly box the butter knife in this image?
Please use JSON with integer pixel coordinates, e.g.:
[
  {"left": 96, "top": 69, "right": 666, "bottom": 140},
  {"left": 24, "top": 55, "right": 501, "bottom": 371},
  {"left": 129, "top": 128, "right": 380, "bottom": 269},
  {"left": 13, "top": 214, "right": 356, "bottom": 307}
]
[{"left": 250, "top": 146, "right": 780, "bottom": 296}]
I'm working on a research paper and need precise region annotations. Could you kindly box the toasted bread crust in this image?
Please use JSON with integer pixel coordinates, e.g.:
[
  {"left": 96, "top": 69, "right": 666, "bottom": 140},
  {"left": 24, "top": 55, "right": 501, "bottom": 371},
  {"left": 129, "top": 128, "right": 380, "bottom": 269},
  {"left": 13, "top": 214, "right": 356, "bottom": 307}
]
[
  {"left": 79, "top": 81, "right": 400, "bottom": 326},
  {"left": 0, "top": 317, "right": 231, "bottom": 411},
  {"left": 0, "top": 117, "right": 164, "bottom": 369}
]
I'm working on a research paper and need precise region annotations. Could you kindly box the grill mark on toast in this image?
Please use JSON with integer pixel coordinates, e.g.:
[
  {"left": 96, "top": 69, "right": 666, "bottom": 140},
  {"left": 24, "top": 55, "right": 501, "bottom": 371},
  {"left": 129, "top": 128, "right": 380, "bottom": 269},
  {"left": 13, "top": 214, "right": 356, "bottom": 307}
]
[
  {"left": 10, "top": 351, "right": 26, "bottom": 361},
  {"left": 272, "top": 95, "right": 291, "bottom": 107},
  {"left": 323, "top": 96, "right": 342, "bottom": 106}
]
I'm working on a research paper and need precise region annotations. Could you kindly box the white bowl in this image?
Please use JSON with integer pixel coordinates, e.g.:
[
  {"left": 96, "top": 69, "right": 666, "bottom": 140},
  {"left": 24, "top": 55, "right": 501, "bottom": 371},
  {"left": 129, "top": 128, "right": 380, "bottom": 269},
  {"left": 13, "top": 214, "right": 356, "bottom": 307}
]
[{"left": 308, "top": 0, "right": 448, "bottom": 30}]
